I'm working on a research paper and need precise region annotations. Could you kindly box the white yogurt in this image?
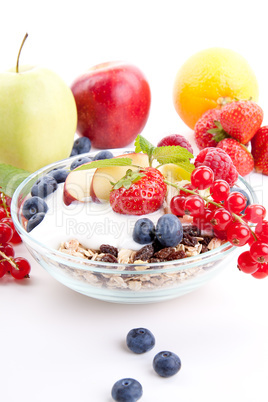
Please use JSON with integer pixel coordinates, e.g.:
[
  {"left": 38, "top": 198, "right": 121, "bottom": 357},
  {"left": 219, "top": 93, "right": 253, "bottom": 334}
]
[{"left": 30, "top": 183, "right": 164, "bottom": 251}]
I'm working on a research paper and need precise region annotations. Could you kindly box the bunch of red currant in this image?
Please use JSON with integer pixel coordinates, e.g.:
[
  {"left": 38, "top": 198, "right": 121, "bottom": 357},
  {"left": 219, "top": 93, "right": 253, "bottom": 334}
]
[
  {"left": 0, "top": 192, "right": 31, "bottom": 280},
  {"left": 169, "top": 166, "right": 268, "bottom": 279}
]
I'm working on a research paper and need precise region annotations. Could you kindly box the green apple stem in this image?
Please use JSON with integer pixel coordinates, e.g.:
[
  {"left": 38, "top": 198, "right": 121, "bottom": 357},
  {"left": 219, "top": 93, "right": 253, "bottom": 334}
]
[{"left": 16, "top": 33, "right": 28, "bottom": 73}]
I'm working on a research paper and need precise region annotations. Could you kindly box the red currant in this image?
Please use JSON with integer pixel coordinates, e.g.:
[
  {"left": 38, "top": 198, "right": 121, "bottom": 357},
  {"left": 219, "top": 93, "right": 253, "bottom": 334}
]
[
  {"left": 0, "top": 217, "right": 22, "bottom": 244},
  {"left": 255, "top": 220, "right": 268, "bottom": 243},
  {"left": 250, "top": 241, "right": 268, "bottom": 263},
  {"left": 227, "top": 222, "right": 251, "bottom": 247},
  {"left": 0, "top": 261, "right": 8, "bottom": 278},
  {"left": 225, "top": 192, "right": 247, "bottom": 214},
  {"left": 210, "top": 208, "right": 232, "bottom": 230},
  {"left": 193, "top": 209, "right": 213, "bottom": 231},
  {"left": 179, "top": 183, "right": 197, "bottom": 197},
  {"left": 213, "top": 228, "right": 227, "bottom": 240},
  {"left": 0, "top": 222, "right": 14, "bottom": 244},
  {"left": 0, "top": 243, "right": 15, "bottom": 258},
  {"left": 190, "top": 166, "right": 214, "bottom": 190},
  {"left": 170, "top": 195, "right": 186, "bottom": 216},
  {"left": 184, "top": 195, "right": 205, "bottom": 217},
  {"left": 0, "top": 206, "right": 8, "bottom": 220},
  {"left": 210, "top": 180, "right": 230, "bottom": 202},
  {"left": 237, "top": 251, "right": 259, "bottom": 274},
  {"left": 243, "top": 204, "right": 266, "bottom": 224},
  {"left": 9, "top": 257, "right": 31, "bottom": 280},
  {"left": 251, "top": 263, "right": 268, "bottom": 279}
]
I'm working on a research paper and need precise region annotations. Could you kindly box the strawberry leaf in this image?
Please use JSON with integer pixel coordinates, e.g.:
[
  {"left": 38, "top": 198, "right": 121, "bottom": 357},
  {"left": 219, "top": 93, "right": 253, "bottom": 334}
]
[
  {"left": 76, "top": 157, "right": 133, "bottom": 171},
  {"left": 0, "top": 164, "right": 30, "bottom": 198},
  {"left": 112, "top": 169, "right": 145, "bottom": 189},
  {"left": 152, "top": 145, "right": 193, "bottom": 164}
]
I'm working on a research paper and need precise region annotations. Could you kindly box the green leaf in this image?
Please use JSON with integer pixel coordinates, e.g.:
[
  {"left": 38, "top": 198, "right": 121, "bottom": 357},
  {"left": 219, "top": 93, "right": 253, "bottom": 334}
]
[
  {"left": 152, "top": 145, "right": 194, "bottom": 165},
  {"left": 76, "top": 157, "right": 133, "bottom": 171},
  {"left": 134, "top": 134, "right": 155, "bottom": 157},
  {"left": 174, "top": 160, "right": 196, "bottom": 174},
  {"left": 0, "top": 164, "right": 30, "bottom": 198},
  {"left": 112, "top": 169, "right": 145, "bottom": 190}
]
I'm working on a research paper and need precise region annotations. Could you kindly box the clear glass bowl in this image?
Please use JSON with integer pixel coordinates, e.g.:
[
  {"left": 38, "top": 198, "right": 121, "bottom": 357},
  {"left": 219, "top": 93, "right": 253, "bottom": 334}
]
[{"left": 11, "top": 150, "right": 258, "bottom": 304}]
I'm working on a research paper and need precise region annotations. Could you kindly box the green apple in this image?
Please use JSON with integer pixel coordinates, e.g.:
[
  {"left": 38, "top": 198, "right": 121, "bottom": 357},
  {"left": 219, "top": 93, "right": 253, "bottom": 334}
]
[{"left": 0, "top": 35, "right": 77, "bottom": 172}]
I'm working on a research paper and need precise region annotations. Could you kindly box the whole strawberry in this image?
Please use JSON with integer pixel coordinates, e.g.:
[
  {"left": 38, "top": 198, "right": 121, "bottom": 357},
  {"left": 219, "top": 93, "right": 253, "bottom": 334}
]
[
  {"left": 251, "top": 126, "right": 268, "bottom": 175},
  {"left": 194, "top": 147, "right": 238, "bottom": 186},
  {"left": 194, "top": 108, "right": 222, "bottom": 149},
  {"left": 110, "top": 167, "right": 167, "bottom": 215},
  {"left": 220, "top": 100, "right": 263, "bottom": 144},
  {"left": 217, "top": 138, "right": 254, "bottom": 176}
]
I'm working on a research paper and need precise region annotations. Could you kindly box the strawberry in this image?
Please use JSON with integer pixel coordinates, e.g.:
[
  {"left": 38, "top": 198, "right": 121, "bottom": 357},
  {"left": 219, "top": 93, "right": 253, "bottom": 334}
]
[
  {"left": 251, "top": 126, "right": 268, "bottom": 175},
  {"left": 219, "top": 100, "right": 263, "bottom": 144},
  {"left": 194, "top": 108, "right": 222, "bottom": 150},
  {"left": 110, "top": 167, "right": 167, "bottom": 215},
  {"left": 216, "top": 138, "right": 254, "bottom": 176}
]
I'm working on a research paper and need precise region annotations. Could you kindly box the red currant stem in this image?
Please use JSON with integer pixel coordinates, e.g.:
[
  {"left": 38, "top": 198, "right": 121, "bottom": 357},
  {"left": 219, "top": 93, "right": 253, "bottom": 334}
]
[
  {"left": 0, "top": 250, "right": 18, "bottom": 269},
  {"left": 164, "top": 179, "right": 258, "bottom": 239},
  {"left": 0, "top": 192, "right": 11, "bottom": 217}
]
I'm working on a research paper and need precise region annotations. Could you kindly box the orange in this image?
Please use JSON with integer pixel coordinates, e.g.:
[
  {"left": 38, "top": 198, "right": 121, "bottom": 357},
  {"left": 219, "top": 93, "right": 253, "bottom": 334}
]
[{"left": 173, "top": 47, "right": 259, "bottom": 129}]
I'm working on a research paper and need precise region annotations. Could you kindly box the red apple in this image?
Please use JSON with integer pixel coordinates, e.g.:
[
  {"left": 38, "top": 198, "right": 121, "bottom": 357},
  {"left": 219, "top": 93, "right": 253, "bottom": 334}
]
[{"left": 70, "top": 62, "right": 151, "bottom": 149}]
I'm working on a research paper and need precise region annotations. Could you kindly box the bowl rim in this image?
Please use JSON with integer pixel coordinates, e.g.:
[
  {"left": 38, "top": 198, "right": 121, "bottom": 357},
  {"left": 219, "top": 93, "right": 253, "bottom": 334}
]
[{"left": 11, "top": 149, "right": 258, "bottom": 275}]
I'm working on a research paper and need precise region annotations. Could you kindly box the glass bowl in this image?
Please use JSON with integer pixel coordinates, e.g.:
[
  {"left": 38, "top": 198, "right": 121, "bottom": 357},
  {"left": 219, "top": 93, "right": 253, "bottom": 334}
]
[{"left": 11, "top": 150, "right": 258, "bottom": 304}]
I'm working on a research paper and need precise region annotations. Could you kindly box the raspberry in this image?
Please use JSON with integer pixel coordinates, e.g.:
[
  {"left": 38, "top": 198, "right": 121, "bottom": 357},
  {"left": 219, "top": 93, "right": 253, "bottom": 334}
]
[
  {"left": 157, "top": 134, "right": 193, "bottom": 154},
  {"left": 194, "top": 148, "right": 239, "bottom": 187}
]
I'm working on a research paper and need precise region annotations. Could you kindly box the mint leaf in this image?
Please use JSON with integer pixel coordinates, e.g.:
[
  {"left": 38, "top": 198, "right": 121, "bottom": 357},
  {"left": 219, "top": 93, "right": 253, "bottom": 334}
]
[
  {"left": 0, "top": 164, "right": 30, "bottom": 198},
  {"left": 134, "top": 134, "right": 155, "bottom": 158},
  {"left": 152, "top": 145, "right": 194, "bottom": 165},
  {"left": 174, "top": 160, "right": 196, "bottom": 174},
  {"left": 76, "top": 157, "right": 133, "bottom": 171}
]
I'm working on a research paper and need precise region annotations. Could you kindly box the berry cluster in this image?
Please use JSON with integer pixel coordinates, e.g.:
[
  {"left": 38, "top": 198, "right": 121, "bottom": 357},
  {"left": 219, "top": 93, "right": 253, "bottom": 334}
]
[
  {"left": 168, "top": 166, "right": 268, "bottom": 279},
  {"left": 0, "top": 192, "right": 31, "bottom": 280}
]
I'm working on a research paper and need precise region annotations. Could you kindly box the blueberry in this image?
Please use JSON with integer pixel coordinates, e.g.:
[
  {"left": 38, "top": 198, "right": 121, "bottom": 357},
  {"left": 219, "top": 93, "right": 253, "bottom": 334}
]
[
  {"left": 26, "top": 212, "right": 46, "bottom": 232},
  {"left": 230, "top": 186, "right": 251, "bottom": 213},
  {"left": 153, "top": 351, "right": 181, "bottom": 378},
  {"left": 111, "top": 378, "right": 143, "bottom": 402},
  {"left": 70, "top": 156, "right": 92, "bottom": 170},
  {"left": 70, "top": 136, "right": 91, "bottom": 156},
  {"left": 31, "top": 176, "right": 58, "bottom": 198},
  {"left": 155, "top": 214, "right": 183, "bottom": 247},
  {"left": 126, "top": 327, "right": 155, "bottom": 354},
  {"left": 22, "top": 196, "right": 48, "bottom": 220},
  {"left": 93, "top": 150, "right": 114, "bottom": 160},
  {"left": 133, "top": 218, "right": 155, "bottom": 244},
  {"left": 48, "top": 168, "right": 69, "bottom": 183}
]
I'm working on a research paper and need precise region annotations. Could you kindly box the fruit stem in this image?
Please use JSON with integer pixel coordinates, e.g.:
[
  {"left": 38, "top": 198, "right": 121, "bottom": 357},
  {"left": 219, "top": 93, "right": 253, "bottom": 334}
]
[
  {"left": 164, "top": 179, "right": 257, "bottom": 238},
  {"left": 16, "top": 33, "right": 28, "bottom": 74},
  {"left": 0, "top": 250, "right": 17, "bottom": 269}
]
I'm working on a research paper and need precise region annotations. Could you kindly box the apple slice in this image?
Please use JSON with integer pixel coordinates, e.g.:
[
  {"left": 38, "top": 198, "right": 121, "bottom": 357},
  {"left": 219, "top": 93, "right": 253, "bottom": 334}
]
[
  {"left": 90, "top": 152, "right": 149, "bottom": 202},
  {"left": 63, "top": 168, "right": 95, "bottom": 206}
]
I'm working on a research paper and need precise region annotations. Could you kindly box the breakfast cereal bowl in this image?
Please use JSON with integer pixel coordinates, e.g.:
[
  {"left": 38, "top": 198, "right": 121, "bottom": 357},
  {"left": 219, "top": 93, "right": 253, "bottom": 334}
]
[{"left": 11, "top": 149, "right": 258, "bottom": 304}]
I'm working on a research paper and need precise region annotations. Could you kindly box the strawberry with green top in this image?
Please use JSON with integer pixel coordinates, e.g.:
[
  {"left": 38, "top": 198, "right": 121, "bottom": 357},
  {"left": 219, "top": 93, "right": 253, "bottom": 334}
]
[{"left": 109, "top": 167, "right": 167, "bottom": 215}]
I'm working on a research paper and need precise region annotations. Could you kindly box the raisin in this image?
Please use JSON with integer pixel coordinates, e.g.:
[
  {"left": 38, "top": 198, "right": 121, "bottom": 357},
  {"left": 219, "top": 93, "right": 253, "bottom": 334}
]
[
  {"left": 167, "top": 250, "right": 186, "bottom": 261},
  {"left": 154, "top": 247, "right": 175, "bottom": 260},
  {"left": 134, "top": 244, "right": 154, "bottom": 261},
  {"left": 100, "top": 253, "right": 118, "bottom": 263},
  {"left": 100, "top": 244, "right": 118, "bottom": 257},
  {"left": 182, "top": 233, "right": 198, "bottom": 247}
]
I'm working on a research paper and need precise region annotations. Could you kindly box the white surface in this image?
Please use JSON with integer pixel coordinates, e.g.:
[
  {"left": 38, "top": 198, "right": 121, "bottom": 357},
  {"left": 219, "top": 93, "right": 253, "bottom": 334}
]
[{"left": 1, "top": 1, "right": 268, "bottom": 401}]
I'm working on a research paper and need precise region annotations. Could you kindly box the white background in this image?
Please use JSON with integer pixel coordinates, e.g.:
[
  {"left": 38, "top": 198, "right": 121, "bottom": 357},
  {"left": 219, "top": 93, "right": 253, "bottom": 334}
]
[{"left": 1, "top": 1, "right": 268, "bottom": 401}]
